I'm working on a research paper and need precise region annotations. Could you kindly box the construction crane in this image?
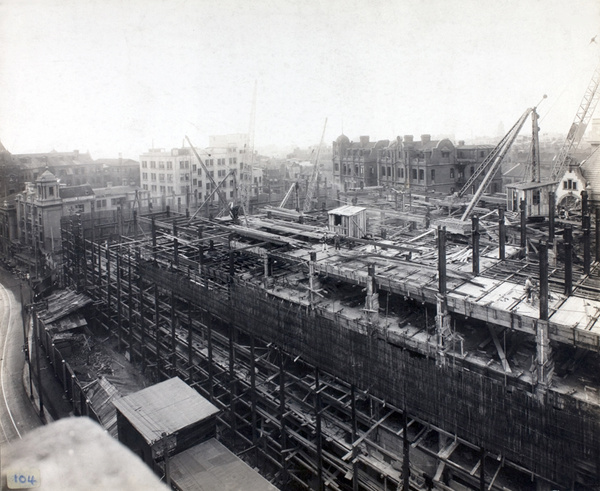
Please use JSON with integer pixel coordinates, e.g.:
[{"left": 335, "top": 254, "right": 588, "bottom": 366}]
[
  {"left": 236, "top": 82, "right": 257, "bottom": 221},
  {"left": 460, "top": 108, "right": 534, "bottom": 221},
  {"left": 279, "top": 182, "right": 299, "bottom": 211},
  {"left": 185, "top": 135, "right": 230, "bottom": 217},
  {"left": 551, "top": 61, "right": 600, "bottom": 180},
  {"left": 302, "top": 118, "right": 327, "bottom": 213},
  {"left": 525, "top": 101, "right": 543, "bottom": 182}
]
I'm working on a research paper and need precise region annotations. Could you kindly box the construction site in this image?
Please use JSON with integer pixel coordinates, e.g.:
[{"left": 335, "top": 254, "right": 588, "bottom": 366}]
[
  {"left": 39, "top": 172, "right": 596, "bottom": 491},
  {"left": 27, "top": 63, "right": 600, "bottom": 491}
]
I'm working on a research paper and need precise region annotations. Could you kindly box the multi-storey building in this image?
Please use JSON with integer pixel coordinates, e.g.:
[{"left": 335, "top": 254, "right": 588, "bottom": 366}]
[
  {"left": 1, "top": 147, "right": 140, "bottom": 197},
  {"left": 0, "top": 194, "right": 18, "bottom": 261},
  {"left": 0, "top": 140, "right": 20, "bottom": 197},
  {"left": 140, "top": 147, "right": 195, "bottom": 210},
  {"left": 376, "top": 137, "right": 402, "bottom": 188},
  {"left": 12, "top": 169, "right": 145, "bottom": 277},
  {"left": 335, "top": 134, "right": 503, "bottom": 196},
  {"left": 455, "top": 142, "right": 500, "bottom": 194},
  {"left": 139, "top": 135, "right": 255, "bottom": 213},
  {"left": 396, "top": 135, "right": 456, "bottom": 194},
  {"left": 15, "top": 170, "right": 94, "bottom": 273},
  {"left": 332, "top": 135, "right": 388, "bottom": 191}
]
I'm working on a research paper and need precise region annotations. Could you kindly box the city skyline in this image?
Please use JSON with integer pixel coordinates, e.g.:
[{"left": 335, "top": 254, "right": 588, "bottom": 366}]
[{"left": 1, "top": 0, "right": 599, "bottom": 160}]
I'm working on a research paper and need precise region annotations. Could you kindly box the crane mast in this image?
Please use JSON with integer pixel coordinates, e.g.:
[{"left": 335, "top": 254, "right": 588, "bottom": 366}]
[
  {"left": 185, "top": 135, "right": 230, "bottom": 217},
  {"left": 237, "top": 82, "right": 257, "bottom": 220},
  {"left": 302, "top": 118, "right": 327, "bottom": 213},
  {"left": 551, "top": 61, "right": 600, "bottom": 180},
  {"left": 460, "top": 108, "right": 533, "bottom": 221}
]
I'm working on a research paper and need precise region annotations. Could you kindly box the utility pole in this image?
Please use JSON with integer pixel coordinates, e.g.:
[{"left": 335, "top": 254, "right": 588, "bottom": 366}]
[{"left": 19, "top": 282, "right": 33, "bottom": 398}]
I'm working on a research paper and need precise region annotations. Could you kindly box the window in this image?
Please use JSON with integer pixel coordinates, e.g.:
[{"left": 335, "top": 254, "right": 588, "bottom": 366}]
[
  {"left": 159, "top": 186, "right": 165, "bottom": 193},
  {"left": 418, "top": 169, "right": 424, "bottom": 181},
  {"left": 151, "top": 173, "right": 156, "bottom": 181},
  {"left": 533, "top": 190, "right": 540, "bottom": 205},
  {"left": 431, "top": 169, "right": 435, "bottom": 181},
  {"left": 471, "top": 166, "right": 475, "bottom": 175},
  {"left": 193, "top": 179, "right": 197, "bottom": 186},
  {"left": 381, "top": 167, "right": 386, "bottom": 177},
  {"left": 168, "top": 186, "right": 173, "bottom": 194},
  {"left": 142, "top": 161, "right": 148, "bottom": 168},
  {"left": 388, "top": 166, "right": 392, "bottom": 177},
  {"left": 158, "top": 161, "right": 165, "bottom": 169},
  {"left": 441, "top": 151, "right": 450, "bottom": 159},
  {"left": 167, "top": 175, "right": 173, "bottom": 183},
  {"left": 192, "top": 164, "right": 197, "bottom": 171},
  {"left": 480, "top": 151, "right": 485, "bottom": 158},
  {"left": 198, "top": 168, "right": 202, "bottom": 176},
  {"left": 150, "top": 161, "right": 156, "bottom": 169},
  {"left": 111, "top": 198, "right": 119, "bottom": 206},
  {"left": 143, "top": 184, "right": 148, "bottom": 190},
  {"left": 167, "top": 161, "right": 173, "bottom": 170},
  {"left": 450, "top": 168, "right": 455, "bottom": 179},
  {"left": 412, "top": 169, "right": 417, "bottom": 180},
  {"left": 159, "top": 174, "right": 165, "bottom": 182},
  {"left": 230, "top": 190, "right": 234, "bottom": 198},
  {"left": 400, "top": 168, "right": 404, "bottom": 178},
  {"left": 335, "top": 163, "right": 339, "bottom": 171},
  {"left": 151, "top": 185, "right": 157, "bottom": 192}
]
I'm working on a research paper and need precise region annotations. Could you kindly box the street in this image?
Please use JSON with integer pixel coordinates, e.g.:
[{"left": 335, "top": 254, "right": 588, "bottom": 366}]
[{"left": 0, "top": 268, "right": 42, "bottom": 450}]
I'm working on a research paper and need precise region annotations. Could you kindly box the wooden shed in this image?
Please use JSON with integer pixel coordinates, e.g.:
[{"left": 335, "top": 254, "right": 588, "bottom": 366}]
[
  {"left": 505, "top": 181, "right": 559, "bottom": 218},
  {"left": 113, "top": 377, "right": 219, "bottom": 469},
  {"left": 328, "top": 205, "right": 367, "bottom": 238}
]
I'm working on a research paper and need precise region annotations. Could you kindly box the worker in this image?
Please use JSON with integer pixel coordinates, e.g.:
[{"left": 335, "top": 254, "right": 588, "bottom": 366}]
[
  {"left": 525, "top": 276, "right": 533, "bottom": 302},
  {"left": 321, "top": 232, "right": 328, "bottom": 252},
  {"left": 334, "top": 232, "right": 340, "bottom": 250}
]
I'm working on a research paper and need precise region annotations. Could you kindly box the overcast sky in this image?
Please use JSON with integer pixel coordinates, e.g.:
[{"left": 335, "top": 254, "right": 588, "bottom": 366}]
[{"left": 1, "top": 0, "right": 599, "bottom": 159}]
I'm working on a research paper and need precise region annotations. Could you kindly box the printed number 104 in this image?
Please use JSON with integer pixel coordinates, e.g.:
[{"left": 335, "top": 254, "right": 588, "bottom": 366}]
[{"left": 6, "top": 469, "right": 40, "bottom": 489}]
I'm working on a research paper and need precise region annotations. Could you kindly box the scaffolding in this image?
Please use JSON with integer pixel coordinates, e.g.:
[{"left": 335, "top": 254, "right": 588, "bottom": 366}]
[{"left": 59, "top": 208, "right": 600, "bottom": 490}]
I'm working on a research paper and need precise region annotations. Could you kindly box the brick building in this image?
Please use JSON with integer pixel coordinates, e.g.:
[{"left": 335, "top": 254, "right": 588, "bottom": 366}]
[
  {"left": 335, "top": 134, "right": 502, "bottom": 196},
  {"left": 332, "top": 135, "right": 389, "bottom": 191}
]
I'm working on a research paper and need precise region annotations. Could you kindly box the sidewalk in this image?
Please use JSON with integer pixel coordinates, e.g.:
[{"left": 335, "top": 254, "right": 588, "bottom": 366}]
[{"left": 23, "top": 334, "right": 74, "bottom": 424}]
